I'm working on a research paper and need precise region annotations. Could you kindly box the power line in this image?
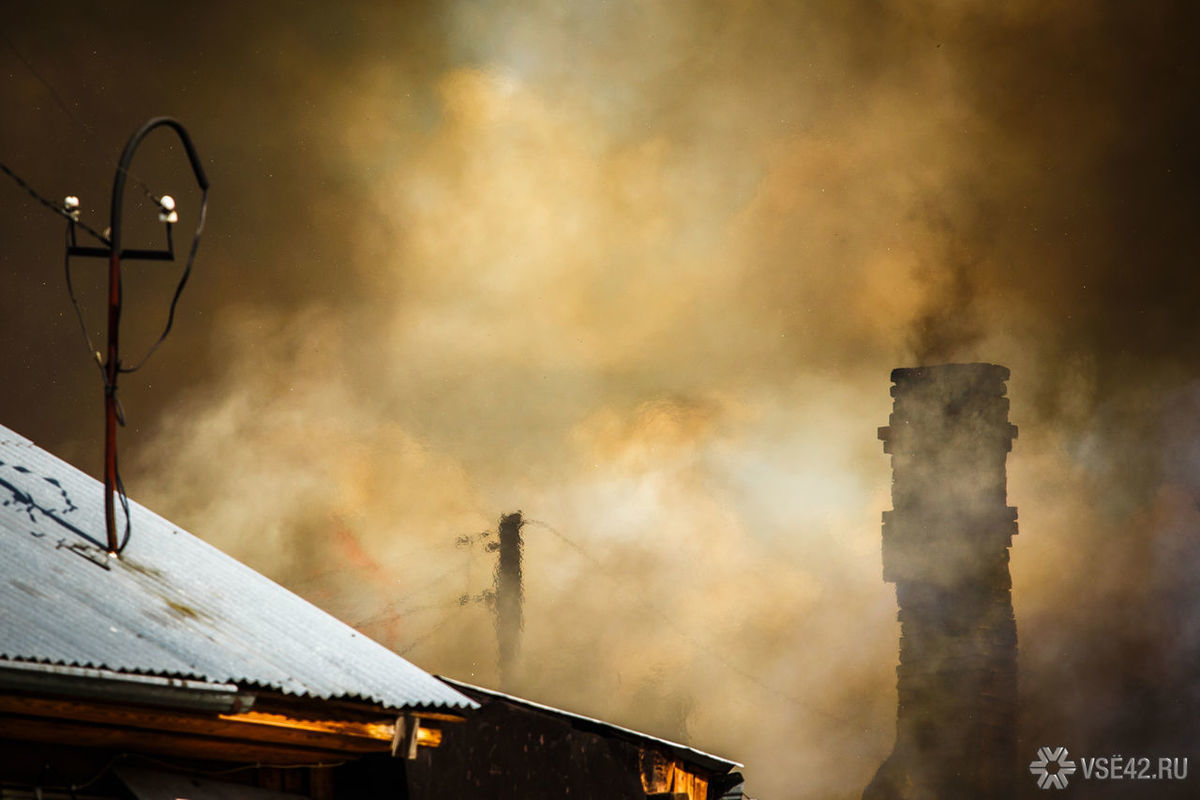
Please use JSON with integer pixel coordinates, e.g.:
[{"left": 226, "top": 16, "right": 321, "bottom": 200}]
[
  {"left": 355, "top": 594, "right": 467, "bottom": 629},
  {"left": 63, "top": 224, "right": 105, "bottom": 374},
  {"left": 3, "top": 116, "right": 210, "bottom": 556},
  {"left": 116, "top": 185, "right": 208, "bottom": 375},
  {"left": 0, "top": 158, "right": 108, "bottom": 244},
  {"left": 352, "top": 557, "right": 471, "bottom": 628},
  {"left": 399, "top": 612, "right": 463, "bottom": 657},
  {"left": 0, "top": 26, "right": 161, "bottom": 205},
  {"left": 0, "top": 28, "right": 93, "bottom": 136},
  {"left": 523, "top": 518, "right": 859, "bottom": 728}
]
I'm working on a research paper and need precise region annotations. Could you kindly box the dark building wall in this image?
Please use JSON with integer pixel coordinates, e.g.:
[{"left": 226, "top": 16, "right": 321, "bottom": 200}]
[
  {"left": 866, "top": 364, "right": 1019, "bottom": 800},
  {"left": 405, "top": 699, "right": 647, "bottom": 800},
  {"left": 0, "top": 735, "right": 406, "bottom": 800}
]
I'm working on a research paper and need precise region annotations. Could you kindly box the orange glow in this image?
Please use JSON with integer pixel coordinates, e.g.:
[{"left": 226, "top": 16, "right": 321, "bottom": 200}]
[{"left": 218, "top": 710, "right": 394, "bottom": 741}]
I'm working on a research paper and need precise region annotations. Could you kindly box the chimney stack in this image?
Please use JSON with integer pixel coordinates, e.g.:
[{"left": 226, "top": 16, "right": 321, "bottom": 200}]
[{"left": 865, "top": 364, "right": 1019, "bottom": 800}]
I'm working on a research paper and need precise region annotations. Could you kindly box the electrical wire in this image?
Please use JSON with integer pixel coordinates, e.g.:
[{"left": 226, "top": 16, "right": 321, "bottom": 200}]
[
  {"left": 1, "top": 158, "right": 145, "bottom": 557},
  {"left": 523, "top": 517, "right": 858, "bottom": 728},
  {"left": 114, "top": 454, "right": 132, "bottom": 555},
  {"left": 356, "top": 596, "right": 465, "bottom": 629},
  {"left": 62, "top": 224, "right": 105, "bottom": 377},
  {"left": 67, "top": 162, "right": 208, "bottom": 556},
  {"left": 399, "top": 612, "right": 462, "bottom": 657},
  {"left": 362, "top": 533, "right": 504, "bottom": 641},
  {"left": 0, "top": 753, "right": 122, "bottom": 794},
  {"left": 105, "top": 174, "right": 207, "bottom": 554},
  {"left": 0, "top": 29, "right": 93, "bottom": 138},
  {"left": 4, "top": 24, "right": 209, "bottom": 562},
  {"left": 0, "top": 27, "right": 160, "bottom": 206},
  {"left": 0, "top": 159, "right": 108, "bottom": 244},
  {"left": 354, "top": 558, "right": 471, "bottom": 627},
  {"left": 117, "top": 185, "right": 208, "bottom": 374},
  {"left": 357, "top": 588, "right": 490, "bottom": 630}
]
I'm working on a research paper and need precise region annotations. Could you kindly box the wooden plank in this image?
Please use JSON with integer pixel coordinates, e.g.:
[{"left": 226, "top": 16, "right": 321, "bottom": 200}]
[
  {"left": 416, "top": 726, "right": 442, "bottom": 747},
  {"left": 402, "top": 711, "right": 466, "bottom": 723},
  {"left": 309, "top": 765, "right": 335, "bottom": 800},
  {"left": 0, "top": 715, "right": 348, "bottom": 764},
  {"left": 0, "top": 696, "right": 389, "bottom": 754},
  {"left": 245, "top": 694, "right": 465, "bottom": 725},
  {"left": 217, "top": 710, "right": 393, "bottom": 741}
]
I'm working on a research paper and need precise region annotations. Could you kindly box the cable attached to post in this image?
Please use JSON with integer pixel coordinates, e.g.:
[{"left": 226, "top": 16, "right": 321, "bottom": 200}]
[
  {"left": 59, "top": 117, "right": 210, "bottom": 556},
  {"left": 118, "top": 188, "right": 208, "bottom": 375}
]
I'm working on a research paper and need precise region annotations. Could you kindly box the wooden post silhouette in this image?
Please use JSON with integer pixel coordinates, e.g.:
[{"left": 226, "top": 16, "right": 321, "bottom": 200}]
[{"left": 496, "top": 511, "right": 524, "bottom": 691}]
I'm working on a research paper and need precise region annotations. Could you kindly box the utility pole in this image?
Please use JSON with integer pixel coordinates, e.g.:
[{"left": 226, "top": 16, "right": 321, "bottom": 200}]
[
  {"left": 65, "top": 117, "right": 208, "bottom": 554},
  {"left": 495, "top": 511, "right": 524, "bottom": 690}
]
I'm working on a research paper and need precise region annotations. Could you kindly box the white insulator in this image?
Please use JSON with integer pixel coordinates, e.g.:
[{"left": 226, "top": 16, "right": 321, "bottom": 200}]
[{"left": 158, "top": 195, "right": 178, "bottom": 223}]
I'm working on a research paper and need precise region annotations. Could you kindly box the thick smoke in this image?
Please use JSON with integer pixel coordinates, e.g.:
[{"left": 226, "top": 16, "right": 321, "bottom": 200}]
[{"left": 1, "top": 2, "right": 1199, "bottom": 797}]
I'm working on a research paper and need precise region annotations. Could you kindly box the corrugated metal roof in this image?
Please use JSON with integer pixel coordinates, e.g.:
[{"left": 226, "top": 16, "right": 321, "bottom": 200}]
[
  {"left": 437, "top": 676, "right": 742, "bottom": 773},
  {"left": 0, "top": 424, "right": 475, "bottom": 712}
]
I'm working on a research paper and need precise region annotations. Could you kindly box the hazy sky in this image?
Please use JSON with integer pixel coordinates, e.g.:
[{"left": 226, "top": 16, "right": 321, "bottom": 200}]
[{"left": 2, "top": 3, "right": 1199, "bottom": 797}]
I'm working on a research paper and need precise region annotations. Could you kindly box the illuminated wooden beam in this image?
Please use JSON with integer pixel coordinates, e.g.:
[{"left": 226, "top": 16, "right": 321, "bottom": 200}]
[
  {"left": 0, "top": 695, "right": 445, "bottom": 760},
  {"left": 400, "top": 710, "right": 466, "bottom": 723},
  {"left": 217, "top": 710, "right": 394, "bottom": 741},
  {"left": 417, "top": 726, "right": 442, "bottom": 747},
  {"left": 218, "top": 710, "right": 441, "bottom": 749},
  {"left": 0, "top": 696, "right": 386, "bottom": 754},
  {"left": 0, "top": 714, "right": 348, "bottom": 764}
]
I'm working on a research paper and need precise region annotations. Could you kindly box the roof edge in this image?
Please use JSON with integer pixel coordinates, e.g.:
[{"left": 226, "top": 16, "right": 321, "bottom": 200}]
[
  {"left": 436, "top": 675, "right": 742, "bottom": 772},
  {"left": 0, "top": 658, "right": 255, "bottom": 713}
]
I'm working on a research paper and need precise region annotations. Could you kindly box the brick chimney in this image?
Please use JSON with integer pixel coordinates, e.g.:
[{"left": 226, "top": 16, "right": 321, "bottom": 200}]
[{"left": 864, "top": 363, "right": 1019, "bottom": 800}]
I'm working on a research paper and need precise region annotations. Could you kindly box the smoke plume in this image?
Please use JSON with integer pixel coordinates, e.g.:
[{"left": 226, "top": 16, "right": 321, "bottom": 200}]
[{"left": 1, "top": 2, "right": 1199, "bottom": 797}]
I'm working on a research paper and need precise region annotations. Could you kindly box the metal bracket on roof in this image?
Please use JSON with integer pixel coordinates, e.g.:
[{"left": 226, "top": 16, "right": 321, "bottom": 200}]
[
  {"left": 391, "top": 713, "right": 422, "bottom": 760},
  {"left": 56, "top": 538, "right": 113, "bottom": 570}
]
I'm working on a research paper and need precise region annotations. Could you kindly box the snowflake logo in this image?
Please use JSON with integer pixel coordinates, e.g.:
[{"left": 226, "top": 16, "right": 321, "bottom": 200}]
[{"left": 1030, "top": 746, "right": 1078, "bottom": 790}]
